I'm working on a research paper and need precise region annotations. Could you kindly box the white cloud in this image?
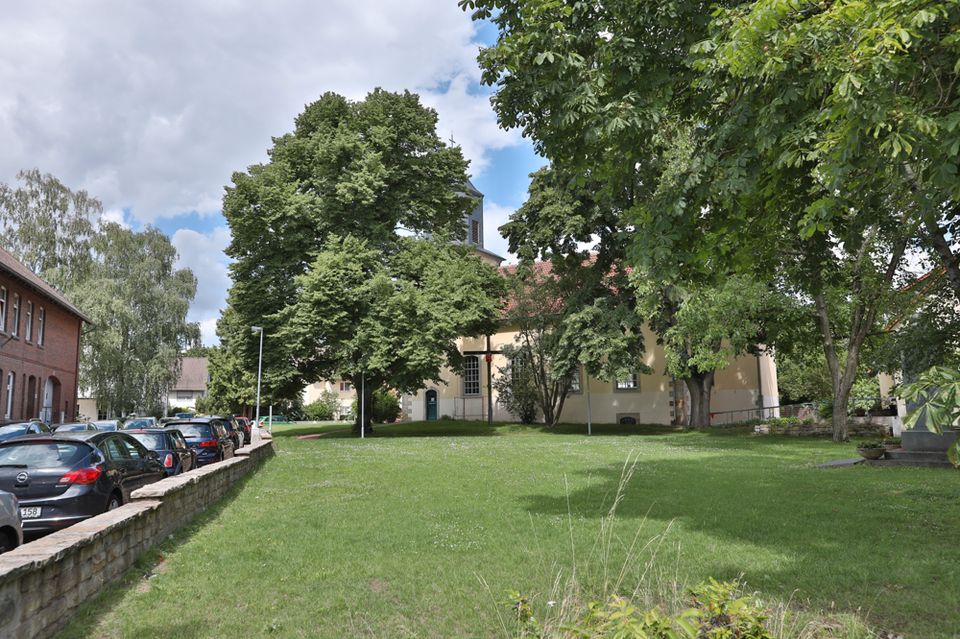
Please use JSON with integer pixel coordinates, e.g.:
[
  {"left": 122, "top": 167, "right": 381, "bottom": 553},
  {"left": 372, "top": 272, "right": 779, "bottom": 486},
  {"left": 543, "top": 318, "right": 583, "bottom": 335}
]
[
  {"left": 171, "top": 226, "right": 232, "bottom": 345},
  {"left": 483, "top": 201, "right": 517, "bottom": 263},
  {"left": 97, "top": 209, "right": 130, "bottom": 229},
  {"left": 0, "top": 0, "right": 518, "bottom": 222},
  {"left": 422, "top": 76, "right": 522, "bottom": 175}
]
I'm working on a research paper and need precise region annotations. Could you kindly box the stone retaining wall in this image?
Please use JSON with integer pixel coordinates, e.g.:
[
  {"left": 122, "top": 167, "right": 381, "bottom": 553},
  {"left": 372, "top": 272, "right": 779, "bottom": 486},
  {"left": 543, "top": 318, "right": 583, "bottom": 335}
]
[
  {"left": 754, "top": 418, "right": 892, "bottom": 437},
  {"left": 0, "top": 435, "right": 275, "bottom": 639}
]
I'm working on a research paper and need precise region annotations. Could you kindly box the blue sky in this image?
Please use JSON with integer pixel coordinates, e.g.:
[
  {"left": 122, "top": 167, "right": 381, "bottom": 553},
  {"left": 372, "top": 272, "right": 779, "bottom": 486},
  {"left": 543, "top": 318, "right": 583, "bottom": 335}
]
[{"left": 0, "top": 1, "right": 546, "bottom": 344}]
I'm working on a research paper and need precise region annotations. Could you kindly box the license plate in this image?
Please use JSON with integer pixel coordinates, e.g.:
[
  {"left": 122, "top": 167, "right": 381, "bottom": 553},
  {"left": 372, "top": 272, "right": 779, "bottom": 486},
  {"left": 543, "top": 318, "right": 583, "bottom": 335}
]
[{"left": 19, "top": 507, "right": 41, "bottom": 519}]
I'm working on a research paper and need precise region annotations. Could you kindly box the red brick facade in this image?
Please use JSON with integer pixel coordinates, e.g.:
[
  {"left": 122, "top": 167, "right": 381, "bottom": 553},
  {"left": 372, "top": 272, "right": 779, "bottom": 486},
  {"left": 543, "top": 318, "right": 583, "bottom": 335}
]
[{"left": 0, "top": 258, "right": 85, "bottom": 424}]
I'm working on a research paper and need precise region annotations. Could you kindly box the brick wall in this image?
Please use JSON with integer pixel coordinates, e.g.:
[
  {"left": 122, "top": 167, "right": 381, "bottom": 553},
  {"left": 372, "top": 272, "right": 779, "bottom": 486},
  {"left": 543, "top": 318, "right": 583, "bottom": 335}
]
[
  {"left": 0, "top": 437, "right": 275, "bottom": 639},
  {"left": 0, "top": 272, "right": 83, "bottom": 423}
]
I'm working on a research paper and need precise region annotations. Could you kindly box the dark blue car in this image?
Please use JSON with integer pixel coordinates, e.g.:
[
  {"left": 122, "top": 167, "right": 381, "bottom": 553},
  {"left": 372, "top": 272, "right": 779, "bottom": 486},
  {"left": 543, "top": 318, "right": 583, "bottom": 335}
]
[
  {"left": 163, "top": 418, "right": 235, "bottom": 467},
  {"left": 125, "top": 429, "right": 197, "bottom": 476}
]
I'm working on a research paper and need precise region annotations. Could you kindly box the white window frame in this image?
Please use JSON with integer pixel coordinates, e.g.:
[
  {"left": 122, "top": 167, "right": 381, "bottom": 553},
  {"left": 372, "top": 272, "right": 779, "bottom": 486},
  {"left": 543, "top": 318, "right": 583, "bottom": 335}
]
[
  {"left": 10, "top": 294, "right": 19, "bottom": 337},
  {"left": 463, "top": 356, "right": 481, "bottom": 396},
  {"left": 0, "top": 287, "right": 6, "bottom": 333},
  {"left": 615, "top": 371, "right": 639, "bottom": 391},
  {"left": 37, "top": 307, "right": 45, "bottom": 346},
  {"left": 176, "top": 390, "right": 194, "bottom": 401},
  {"left": 24, "top": 301, "right": 33, "bottom": 342},
  {"left": 4, "top": 372, "right": 14, "bottom": 419}
]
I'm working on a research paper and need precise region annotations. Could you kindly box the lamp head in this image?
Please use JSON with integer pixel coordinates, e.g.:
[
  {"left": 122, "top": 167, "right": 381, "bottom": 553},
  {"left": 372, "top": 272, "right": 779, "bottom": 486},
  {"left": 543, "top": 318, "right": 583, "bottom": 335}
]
[{"left": 251, "top": 325, "right": 263, "bottom": 334}]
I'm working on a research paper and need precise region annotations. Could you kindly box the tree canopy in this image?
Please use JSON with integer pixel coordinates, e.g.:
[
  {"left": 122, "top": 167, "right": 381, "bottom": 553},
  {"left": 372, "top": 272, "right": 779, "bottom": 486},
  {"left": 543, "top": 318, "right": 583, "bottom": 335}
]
[
  {"left": 217, "top": 89, "right": 505, "bottom": 433},
  {"left": 0, "top": 172, "right": 198, "bottom": 418},
  {"left": 463, "top": 0, "right": 959, "bottom": 438}
]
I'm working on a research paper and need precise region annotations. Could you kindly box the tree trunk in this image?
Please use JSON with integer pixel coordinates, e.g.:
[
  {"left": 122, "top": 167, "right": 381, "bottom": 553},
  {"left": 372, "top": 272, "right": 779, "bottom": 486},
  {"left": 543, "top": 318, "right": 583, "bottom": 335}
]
[
  {"left": 923, "top": 211, "right": 960, "bottom": 299},
  {"left": 353, "top": 381, "right": 374, "bottom": 437},
  {"left": 685, "top": 371, "right": 714, "bottom": 428}
]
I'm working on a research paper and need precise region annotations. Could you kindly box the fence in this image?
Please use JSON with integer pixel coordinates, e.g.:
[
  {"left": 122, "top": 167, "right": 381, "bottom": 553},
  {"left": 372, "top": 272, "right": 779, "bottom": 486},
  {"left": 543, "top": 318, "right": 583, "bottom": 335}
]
[{"left": 708, "top": 397, "right": 901, "bottom": 426}]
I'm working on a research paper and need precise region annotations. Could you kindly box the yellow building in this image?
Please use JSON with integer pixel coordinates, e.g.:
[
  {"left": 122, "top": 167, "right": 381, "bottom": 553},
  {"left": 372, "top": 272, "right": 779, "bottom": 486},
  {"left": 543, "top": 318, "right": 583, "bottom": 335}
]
[
  {"left": 305, "top": 181, "right": 779, "bottom": 426},
  {"left": 401, "top": 323, "right": 778, "bottom": 426}
]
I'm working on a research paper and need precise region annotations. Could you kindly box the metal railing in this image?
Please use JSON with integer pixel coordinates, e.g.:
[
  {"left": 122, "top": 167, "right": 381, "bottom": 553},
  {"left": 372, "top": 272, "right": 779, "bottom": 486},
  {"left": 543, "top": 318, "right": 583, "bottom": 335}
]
[{"left": 708, "top": 397, "right": 901, "bottom": 426}]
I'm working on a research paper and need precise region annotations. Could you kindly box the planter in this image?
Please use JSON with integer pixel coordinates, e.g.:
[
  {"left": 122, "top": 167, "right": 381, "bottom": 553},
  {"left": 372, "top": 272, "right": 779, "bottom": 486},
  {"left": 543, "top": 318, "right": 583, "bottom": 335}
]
[
  {"left": 857, "top": 447, "right": 885, "bottom": 460},
  {"left": 883, "top": 443, "right": 901, "bottom": 453}
]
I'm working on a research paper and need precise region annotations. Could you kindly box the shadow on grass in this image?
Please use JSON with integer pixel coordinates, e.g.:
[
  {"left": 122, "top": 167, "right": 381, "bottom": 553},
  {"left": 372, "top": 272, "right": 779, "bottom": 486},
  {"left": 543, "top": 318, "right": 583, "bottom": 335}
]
[
  {"left": 319, "top": 420, "right": 503, "bottom": 439},
  {"left": 54, "top": 468, "right": 264, "bottom": 639}
]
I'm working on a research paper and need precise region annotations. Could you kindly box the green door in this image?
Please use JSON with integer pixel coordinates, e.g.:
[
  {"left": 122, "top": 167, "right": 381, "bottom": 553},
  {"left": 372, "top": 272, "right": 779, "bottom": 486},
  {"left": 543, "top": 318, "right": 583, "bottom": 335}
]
[{"left": 426, "top": 390, "right": 438, "bottom": 421}]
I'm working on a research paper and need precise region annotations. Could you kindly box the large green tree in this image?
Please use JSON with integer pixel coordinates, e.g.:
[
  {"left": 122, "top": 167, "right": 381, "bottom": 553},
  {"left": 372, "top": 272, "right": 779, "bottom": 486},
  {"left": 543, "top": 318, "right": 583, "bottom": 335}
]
[
  {"left": 1, "top": 173, "right": 198, "bottom": 418},
  {"left": 0, "top": 169, "right": 99, "bottom": 287},
  {"left": 277, "top": 235, "right": 503, "bottom": 433},
  {"left": 497, "top": 257, "right": 646, "bottom": 427},
  {"left": 220, "top": 89, "right": 502, "bottom": 433},
  {"left": 74, "top": 223, "right": 199, "bottom": 416},
  {"left": 463, "top": 0, "right": 937, "bottom": 439}
]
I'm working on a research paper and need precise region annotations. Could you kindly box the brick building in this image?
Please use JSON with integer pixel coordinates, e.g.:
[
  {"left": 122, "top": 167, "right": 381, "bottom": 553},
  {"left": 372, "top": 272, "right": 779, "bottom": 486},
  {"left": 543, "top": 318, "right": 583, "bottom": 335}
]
[{"left": 0, "top": 247, "right": 90, "bottom": 424}]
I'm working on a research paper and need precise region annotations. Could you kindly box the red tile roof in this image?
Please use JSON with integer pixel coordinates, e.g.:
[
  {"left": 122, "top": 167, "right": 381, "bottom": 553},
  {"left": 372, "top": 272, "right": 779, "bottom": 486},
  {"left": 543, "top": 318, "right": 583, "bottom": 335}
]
[{"left": 0, "top": 246, "right": 91, "bottom": 323}]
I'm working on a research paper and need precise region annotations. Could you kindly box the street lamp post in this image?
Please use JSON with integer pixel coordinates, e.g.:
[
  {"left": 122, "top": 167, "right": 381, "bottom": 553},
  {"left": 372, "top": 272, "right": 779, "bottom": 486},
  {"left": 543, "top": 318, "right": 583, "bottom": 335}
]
[{"left": 251, "top": 326, "right": 264, "bottom": 445}]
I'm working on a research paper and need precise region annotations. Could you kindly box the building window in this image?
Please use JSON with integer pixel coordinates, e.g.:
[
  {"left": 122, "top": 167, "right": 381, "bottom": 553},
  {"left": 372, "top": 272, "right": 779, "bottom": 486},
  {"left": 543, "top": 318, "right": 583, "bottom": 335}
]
[
  {"left": 569, "top": 367, "right": 582, "bottom": 394},
  {"left": 24, "top": 301, "right": 33, "bottom": 342},
  {"left": 470, "top": 219, "right": 481, "bottom": 245},
  {"left": 4, "top": 372, "right": 14, "bottom": 419},
  {"left": 11, "top": 294, "right": 19, "bottom": 337},
  {"left": 37, "top": 307, "right": 45, "bottom": 346},
  {"left": 0, "top": 287, "right": 6, "bottom": 333},
  {"left": 616, "top": 371, "right": 639, "bottom": 391},
  {"left": 464, "top": 356, "right": 480, "bottom": 396},
  {"left": 176, "top": 391, "right": 194, "bottom": 401},
  {"left": 339, "top": 381, "right": 353, "bottom": 392}
]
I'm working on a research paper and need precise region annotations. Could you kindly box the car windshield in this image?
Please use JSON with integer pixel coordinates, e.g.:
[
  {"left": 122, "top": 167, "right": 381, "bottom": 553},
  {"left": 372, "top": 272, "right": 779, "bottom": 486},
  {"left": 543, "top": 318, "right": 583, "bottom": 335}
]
[
  {"left": 171, "top": 424, "right": 212, "bottom": 439},
  {"left": 124, "top": 419, "right": 153, "bottom": 429},
  {"left": 0, "top": 425, "right": 29, "bottom": 437},
  {"left": 54, "top": 423, "right": 89, "bottom": 432},
  {"left": 128, "top": 433, "right": 167, "bottom": 449},
  {"left": 0, "top": 441, "right": 91, "bottom": 467},
  {"left": 93, "top": 421, "right": 118, "bottom": 431}
]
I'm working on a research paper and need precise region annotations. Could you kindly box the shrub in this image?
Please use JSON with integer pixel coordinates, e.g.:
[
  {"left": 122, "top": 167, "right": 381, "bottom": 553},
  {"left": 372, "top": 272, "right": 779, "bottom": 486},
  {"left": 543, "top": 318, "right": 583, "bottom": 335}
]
[
  {"left": 350, "top": 388, "right": 401, "bottom": 423},
  {"left": 765, "top": 416, "right": 803, "bottom": 428},
  {"left": 304, "top": 390, "right": 339, "bottom": 421},
  {"left": 509, "top": 579, "right": 772, "bottom": 639},
  {"left": 493, "top": 358, "right": 539, "bottom": 424}
]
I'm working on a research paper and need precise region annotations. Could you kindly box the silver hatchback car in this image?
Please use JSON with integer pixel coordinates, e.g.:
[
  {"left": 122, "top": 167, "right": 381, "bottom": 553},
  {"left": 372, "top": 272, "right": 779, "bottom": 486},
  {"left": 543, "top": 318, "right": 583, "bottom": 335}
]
[{"left": 0, "top": 489, "right": 23, "bottom": 553}]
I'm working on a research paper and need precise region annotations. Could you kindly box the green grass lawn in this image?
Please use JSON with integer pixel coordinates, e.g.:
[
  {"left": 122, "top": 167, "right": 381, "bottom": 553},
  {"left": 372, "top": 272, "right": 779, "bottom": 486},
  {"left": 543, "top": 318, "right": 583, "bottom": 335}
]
[{"left": 58, "top": 421, "right": 960, "bottom": 638}]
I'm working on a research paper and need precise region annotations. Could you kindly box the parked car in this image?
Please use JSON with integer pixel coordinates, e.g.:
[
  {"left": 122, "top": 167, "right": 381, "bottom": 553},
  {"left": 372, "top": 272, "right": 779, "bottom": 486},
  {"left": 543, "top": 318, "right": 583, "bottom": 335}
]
[
  {"left": 52, "top": 422, "right": 98, "bottom": 433},
  {"left": 163, "top": 418, "right": 235, "bottom": 467},
  {"left": 0, "top": 421, "right": 52, "bottom": 443},
  {"left": 0, "top": 431, "right": 166, "bottom": 535},
  {"left": 233, "top": 416, "right": 252, "bottom": 445},
  {"left": 0, "top": 489, "right": 23, "bottom": 553},
  {"left": 125, "top": 429, "right": 196, "bottom": 477},
  {"left": 209, "top": 415, "right": 244, "bottom": 452},
  {"left": 91, "top": 420, "right": 120, "bottom": 431},
  {"left": 123, "top": 417, "right": 157, "bottom": 430}
]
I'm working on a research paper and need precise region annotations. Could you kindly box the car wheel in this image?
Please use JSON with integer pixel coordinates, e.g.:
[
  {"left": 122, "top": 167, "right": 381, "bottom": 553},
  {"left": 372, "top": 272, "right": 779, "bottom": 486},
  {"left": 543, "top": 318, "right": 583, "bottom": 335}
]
[
  {"left": 107, "top": 493, "right": 122, "bottom": 511},
  {"left": 0, "top": 529, "right": 18, "bottom": 554}
]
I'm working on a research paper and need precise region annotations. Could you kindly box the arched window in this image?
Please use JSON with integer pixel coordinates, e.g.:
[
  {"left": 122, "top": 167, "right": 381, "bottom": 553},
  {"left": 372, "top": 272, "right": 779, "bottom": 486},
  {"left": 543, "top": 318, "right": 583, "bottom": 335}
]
[
  {"left": 0, "top": 287, "right": 7, "bottom": 332},
  {"left": 463, "top": 356, "right": 480, "bottom": 396}
]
